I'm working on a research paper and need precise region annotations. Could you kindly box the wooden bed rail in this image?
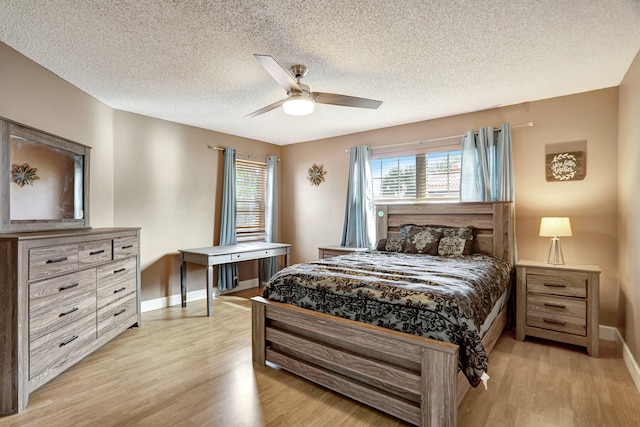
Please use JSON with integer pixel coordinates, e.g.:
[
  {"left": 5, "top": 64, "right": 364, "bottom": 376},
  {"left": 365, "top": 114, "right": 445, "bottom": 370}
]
[{"left": 252, "top": 296, "right": 459, "bottom": 426}]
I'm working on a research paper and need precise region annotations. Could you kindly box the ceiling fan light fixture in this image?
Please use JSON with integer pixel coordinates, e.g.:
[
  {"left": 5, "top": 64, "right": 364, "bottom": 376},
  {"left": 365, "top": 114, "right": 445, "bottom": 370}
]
[{"left": 283, "top": 94, "right": 315, "bottom": 116}]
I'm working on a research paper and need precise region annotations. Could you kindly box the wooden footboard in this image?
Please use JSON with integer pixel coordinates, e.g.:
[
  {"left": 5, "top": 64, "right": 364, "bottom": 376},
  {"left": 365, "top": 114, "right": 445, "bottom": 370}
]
[
  {"left": 252, "top": 296, "right": 459, "bottom": 426},
  {"left": 252, "top": 296, "right": 508, "bottom": 427}
]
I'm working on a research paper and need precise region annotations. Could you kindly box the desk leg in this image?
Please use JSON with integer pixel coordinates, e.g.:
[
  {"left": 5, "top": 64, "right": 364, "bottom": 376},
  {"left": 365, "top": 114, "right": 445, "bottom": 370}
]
[
  {"left": 206, "top": 265, "right": 214, "bottom": 317},
  {"left": 258, "top": 258, "right": 263, "bottom": 287},
  {"left": 180, "top": 261, "right": 187, "bottom": 307},
  {"left": 285, "top": 252, "right": 290, "bottom": 267}
]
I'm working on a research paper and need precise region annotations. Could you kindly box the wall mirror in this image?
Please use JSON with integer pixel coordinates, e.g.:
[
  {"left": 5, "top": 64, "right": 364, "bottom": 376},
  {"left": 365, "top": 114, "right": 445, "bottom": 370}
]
[{"left": 0, "top": 117, "right": 91, "bottom": 233}]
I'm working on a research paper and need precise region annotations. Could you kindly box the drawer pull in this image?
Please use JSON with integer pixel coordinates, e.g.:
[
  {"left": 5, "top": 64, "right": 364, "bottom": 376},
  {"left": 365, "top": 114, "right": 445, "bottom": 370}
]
[
  {"left": 59, "top": 307, "right": 79, "bottom": 317},
  {"left": 122, "top": 244, "right": 134, "bottom": 249},
  {"left": 543, "top": 318, "right": 566, "bottom": 326},
  {"left": 544, "top": 302, "right": 567, "bottom": 309},
  {"left": 114, "top": 267, "right": 126, "bottom": 274},
  {"left": 543, "top": 283, "right": 566, "bottom": 288},
  {"left": 59, "top": 282, "right": 79, "bottom": 291},
  {"left": 89, "top": 249, "right": 105, "bottom": 255},
  {"left": 114, "top": 308, "right": 127, "bottom": 317},
  {"left": 59, "top": 335, "right": 79, "bottom": 347},
  {"left": 114, "top": 286, "right": 127, "bottom": 294},
  {"left": 46, "top": 256, "right": 68, "bottom": 264}
]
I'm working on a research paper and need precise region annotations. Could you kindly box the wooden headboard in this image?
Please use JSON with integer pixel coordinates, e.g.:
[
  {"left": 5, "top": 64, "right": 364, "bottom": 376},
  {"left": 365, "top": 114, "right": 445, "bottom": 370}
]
[{"left": 375, "top": 202, "right": 513, "bottom": 261}]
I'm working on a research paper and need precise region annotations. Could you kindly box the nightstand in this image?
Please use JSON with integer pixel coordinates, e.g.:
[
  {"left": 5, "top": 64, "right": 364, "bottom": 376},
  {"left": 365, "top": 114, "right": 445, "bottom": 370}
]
[
  {"left": 318, "top": 245, "right": 369, "bottom": 259},
  {"left": 516, "top": 261, "right": 600, "bottom": 357}
]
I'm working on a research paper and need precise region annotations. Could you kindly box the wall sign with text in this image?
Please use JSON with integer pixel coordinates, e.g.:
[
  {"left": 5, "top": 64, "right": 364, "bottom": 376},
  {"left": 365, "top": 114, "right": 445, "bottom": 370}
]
[{"left": 546, "top": 151, "right": 585, "bottom": 181}]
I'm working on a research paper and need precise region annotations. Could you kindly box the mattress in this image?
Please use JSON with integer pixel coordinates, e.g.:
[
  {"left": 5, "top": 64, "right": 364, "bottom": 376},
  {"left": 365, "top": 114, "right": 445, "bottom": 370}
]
[{"left": 262, "top": 251, "right": 513, "bottom": 387}]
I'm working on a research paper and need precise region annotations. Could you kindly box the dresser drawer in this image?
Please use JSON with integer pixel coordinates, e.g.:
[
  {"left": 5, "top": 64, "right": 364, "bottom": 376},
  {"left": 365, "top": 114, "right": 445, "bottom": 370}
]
[
  {"left": 97, "top": 257, "right": 137, "bottom": 288},
  {"left": 29, "top": 244, "right": 79, "bottom": 280},
  {"left": 526, "top": 269, "right": 587, "bottom": 298},
  {"left": 97, "top": 292, "right": 137, "bottom": 338},
  {"left": 29, "top": 313, "right": 96, "bottom": 380},
  {"left": 79, "top": 240, "right": 113, "bottom": 265},
  {"left": 113, "top": 235, "right": 138, "bottom": 259},
  {"left": 29, "top": 269, "right": 97, "bottom": 340}
]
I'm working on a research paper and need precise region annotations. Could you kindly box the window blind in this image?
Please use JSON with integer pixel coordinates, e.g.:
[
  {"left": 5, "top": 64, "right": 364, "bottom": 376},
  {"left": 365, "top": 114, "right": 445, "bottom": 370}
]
[{"left": 236, "top": 159, "right": 266, "bottom": 239}]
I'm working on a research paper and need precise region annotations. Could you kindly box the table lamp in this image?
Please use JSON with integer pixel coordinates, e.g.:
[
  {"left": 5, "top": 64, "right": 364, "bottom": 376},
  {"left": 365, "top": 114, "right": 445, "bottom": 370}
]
[{"left": 539, "top": 217, "right": 572, "bottom": 265}]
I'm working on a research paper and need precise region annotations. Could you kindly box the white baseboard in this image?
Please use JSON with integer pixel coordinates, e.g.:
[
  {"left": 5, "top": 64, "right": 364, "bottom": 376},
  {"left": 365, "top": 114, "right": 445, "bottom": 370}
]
[
  {"left": 600, "top": 324, "right": 640, "bottom": 393},
  {"left": 141, "top": 278, "right": 259, "bottom": 313},
  {"left": 599, "top": 324, "right": 618, "bottom": 341}
]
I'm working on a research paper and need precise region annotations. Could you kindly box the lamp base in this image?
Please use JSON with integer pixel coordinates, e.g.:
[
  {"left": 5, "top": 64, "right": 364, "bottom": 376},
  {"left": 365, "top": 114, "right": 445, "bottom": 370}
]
[{"left": 547, "top": 237, "right": 565, "bottom": 265}]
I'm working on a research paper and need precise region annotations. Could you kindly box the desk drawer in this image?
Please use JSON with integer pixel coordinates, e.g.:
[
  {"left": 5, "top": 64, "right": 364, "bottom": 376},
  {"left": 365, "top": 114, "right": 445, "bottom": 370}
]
[
  {"left": 30, "top": 313, "right": 96, "bottom": 380},
  {"left": 526, "top": 269, "right": 587, "bottom": 298},
  {"left": 232, "top": 247, "right": 287, "bottom": 261},
  {"left": 79, "top": 240, "right": 113, "bottom": 265},
  {"left": 29, "top": 269, "right": 96, "bottom": 340},
  {"left": 29, "top": 245, "right": 79, "bottom": 280}
]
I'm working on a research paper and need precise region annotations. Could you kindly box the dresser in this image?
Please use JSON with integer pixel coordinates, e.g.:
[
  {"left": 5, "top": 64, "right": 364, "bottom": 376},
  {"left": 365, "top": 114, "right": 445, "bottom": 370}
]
[
  {"left": 318, "top": 245, "right": 369, "bottom": 259},
  {"left": 515, "top": 260, "right": 600, "bottom": 357},
  {"left": 0, "top": 228, "right": 141, "bottom": 414}
]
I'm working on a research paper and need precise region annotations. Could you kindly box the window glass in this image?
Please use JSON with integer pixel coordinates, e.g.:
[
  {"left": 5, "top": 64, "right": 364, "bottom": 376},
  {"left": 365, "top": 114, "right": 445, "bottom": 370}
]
[{"left": 371, "top": 150, "right": 461, "bottom": 202}]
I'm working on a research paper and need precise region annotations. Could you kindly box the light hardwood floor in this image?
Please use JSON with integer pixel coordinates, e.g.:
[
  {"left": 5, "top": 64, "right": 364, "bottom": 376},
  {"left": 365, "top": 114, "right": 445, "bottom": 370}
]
[{"left": 1, "top": 289, "right": 639, "bottom": 427}]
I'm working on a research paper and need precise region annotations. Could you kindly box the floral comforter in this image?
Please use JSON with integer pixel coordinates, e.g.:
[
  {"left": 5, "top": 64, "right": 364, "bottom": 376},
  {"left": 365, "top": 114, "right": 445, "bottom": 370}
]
[{"left": 262, "top": 251, "right": 513, "bottom": 386}]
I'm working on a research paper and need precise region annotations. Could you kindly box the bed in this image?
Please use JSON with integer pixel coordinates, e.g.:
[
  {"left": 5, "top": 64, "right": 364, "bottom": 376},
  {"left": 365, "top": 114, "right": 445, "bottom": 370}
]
[{"left": 251, "top": 202, "right": 513, "bottom": 426}]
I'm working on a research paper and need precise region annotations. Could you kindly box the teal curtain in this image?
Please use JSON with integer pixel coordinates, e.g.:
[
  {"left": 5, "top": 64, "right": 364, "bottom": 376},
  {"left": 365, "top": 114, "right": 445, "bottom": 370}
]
[
  {"left": 261, "top": 155, "right": 278, "bottom": 282},
  {"left": 341, "top": 145, "right": 375, "bottom": 248},
  {"left": 460, "top": 123, "right": 513, "bottom": 202},
  {"left": 218, "top": 147, "right": 238, "bottom": 290}
]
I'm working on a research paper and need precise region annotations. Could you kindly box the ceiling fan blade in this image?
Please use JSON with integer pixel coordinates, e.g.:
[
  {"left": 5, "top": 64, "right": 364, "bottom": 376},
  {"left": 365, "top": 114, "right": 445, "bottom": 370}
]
[
  {"left": 312, "top": 92, "right": 383, "bottom": 109},
  {"left": 244, "top": 98, "right": 287, "bottom": 118},
  {"left": 254, "top": 54, "right": 301, "bottom": 92}
]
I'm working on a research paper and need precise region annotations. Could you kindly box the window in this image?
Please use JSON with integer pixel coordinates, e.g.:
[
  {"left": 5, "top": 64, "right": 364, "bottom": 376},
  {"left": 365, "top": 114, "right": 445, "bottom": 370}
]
[
  {"left": 236, "top": 159, "right": 266, "bottom": 240},
  {"left": 371, "top": 149, "right": 461, "bottom": 202}
]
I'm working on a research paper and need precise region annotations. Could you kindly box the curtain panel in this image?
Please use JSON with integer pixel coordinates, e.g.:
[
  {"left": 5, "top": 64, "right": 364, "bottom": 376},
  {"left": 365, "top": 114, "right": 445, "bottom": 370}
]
[
  {"left": 218, "top": 148, "right": 238, "bottom": 290},
  {"left": 460, "top": 123, "right": 514, "bottom": 202},
  {"left": 341, "top": 145, "right": 376, "bottom": 248},
  {"left": 261, "top": 155, "right": 279, "bottom": 282}
]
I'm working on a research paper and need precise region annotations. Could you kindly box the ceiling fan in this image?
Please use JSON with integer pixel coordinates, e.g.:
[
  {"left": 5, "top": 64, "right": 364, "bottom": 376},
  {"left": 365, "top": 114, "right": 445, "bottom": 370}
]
[{"left": 245, "top": 54, "right": 383, "bottom": 118}]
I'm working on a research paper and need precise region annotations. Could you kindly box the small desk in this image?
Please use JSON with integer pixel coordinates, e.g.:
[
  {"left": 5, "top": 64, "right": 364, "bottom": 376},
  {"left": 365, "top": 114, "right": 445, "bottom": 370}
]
[{"left": 179, "top": 242, "right": 291, "bottom": 316}]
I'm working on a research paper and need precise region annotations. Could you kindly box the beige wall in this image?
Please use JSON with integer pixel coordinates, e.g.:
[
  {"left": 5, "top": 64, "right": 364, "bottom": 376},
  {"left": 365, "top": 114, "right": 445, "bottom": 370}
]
[
  {"left": 0, "top": 42, "right": 282, "bottom": 302},
  {"left": 113, "top": 110, "right": 281, "bottom": 300},
  {"left": 0, "top": 42, "right": 114, "bottom": 227},
  {"left": 281, "top": 88, "right": 620, "bottom": 326},
  {"left": 618, "top": 49, "right": 640, "bottom": 361}
]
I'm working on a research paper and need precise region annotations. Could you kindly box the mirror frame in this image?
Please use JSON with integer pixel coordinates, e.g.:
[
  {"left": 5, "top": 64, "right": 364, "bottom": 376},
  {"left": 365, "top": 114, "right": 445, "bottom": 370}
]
[{"left": 0, "top": 117, "right": 91, "bottom": 233}]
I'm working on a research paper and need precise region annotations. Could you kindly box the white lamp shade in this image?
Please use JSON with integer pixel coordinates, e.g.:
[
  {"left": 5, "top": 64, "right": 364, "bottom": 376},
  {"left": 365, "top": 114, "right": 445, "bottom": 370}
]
[
  {"left": 283, "top": 95, "right": 314, "bottom": 115},
  {"left": 539, "top": 217, "right": 572, "bottom": 237}
]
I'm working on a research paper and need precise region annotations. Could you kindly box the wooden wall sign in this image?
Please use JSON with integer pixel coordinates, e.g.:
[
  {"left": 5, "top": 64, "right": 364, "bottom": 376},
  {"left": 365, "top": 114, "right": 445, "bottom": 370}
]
[{"left": 546, "top": 151, "right": 585, "bottom": 181}]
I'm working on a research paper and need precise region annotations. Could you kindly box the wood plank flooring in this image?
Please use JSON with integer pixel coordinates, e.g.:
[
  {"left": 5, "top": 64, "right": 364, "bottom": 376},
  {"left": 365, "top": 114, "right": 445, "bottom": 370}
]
[{"left": 1, "top": 289, "right": 639, "bottom": 426}]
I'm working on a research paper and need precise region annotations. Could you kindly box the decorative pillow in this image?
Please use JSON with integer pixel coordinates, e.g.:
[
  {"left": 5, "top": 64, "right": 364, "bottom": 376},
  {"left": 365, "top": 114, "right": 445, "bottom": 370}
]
[
  {"left": 398, "top": 224, "right": 424, "bottom": 238},
  {"left": 376, "top": 238, "right": 388, "bottom": 251},
  {"left": 427, "top": 225, "right": 474, "bottom": 256},
  {"left": 404, "top": 229, "right": 443, "bottom": 255},
  {"left": 380, "top": 236, "right": 406, "bottom": 253}
]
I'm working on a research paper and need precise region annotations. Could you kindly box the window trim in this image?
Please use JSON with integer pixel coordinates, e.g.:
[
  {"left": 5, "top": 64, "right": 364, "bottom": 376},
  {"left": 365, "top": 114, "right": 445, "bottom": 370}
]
[{"left": 235, "top": 158, "right": 267, "bottom": 241}]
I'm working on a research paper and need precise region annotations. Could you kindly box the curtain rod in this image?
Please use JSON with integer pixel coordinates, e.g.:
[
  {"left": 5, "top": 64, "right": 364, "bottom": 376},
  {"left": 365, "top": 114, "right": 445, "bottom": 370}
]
[
  {"left": 207, "top": 145, "right": 280, "bottom": 161},
  {"left": 347, "top": 121, "right": 534, "bottom": 152}
]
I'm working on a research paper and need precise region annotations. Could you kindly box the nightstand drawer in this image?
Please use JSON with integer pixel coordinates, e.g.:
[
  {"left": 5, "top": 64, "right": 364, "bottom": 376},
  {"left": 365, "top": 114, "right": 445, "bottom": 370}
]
[
  {"left": 526, "top": 308, "right": 586, "bottom": 336},
  {"left": 526, "top": 269, "right": 587, "bottom": 298},
  {"left": 526, "top": 294, "right": 586, "bottom": 319}
]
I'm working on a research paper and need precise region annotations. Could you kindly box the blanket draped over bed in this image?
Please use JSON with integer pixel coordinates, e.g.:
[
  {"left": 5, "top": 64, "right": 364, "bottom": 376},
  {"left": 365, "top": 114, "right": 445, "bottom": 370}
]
[{"left": 262, "top": 251, "right": 512, "bottom": 387}]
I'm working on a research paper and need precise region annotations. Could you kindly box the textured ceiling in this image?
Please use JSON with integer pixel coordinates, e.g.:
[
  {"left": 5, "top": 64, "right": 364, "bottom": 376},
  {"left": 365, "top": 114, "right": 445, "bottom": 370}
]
[{"left": 1, "top": 1, "right": 639, "bottom": 145}]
